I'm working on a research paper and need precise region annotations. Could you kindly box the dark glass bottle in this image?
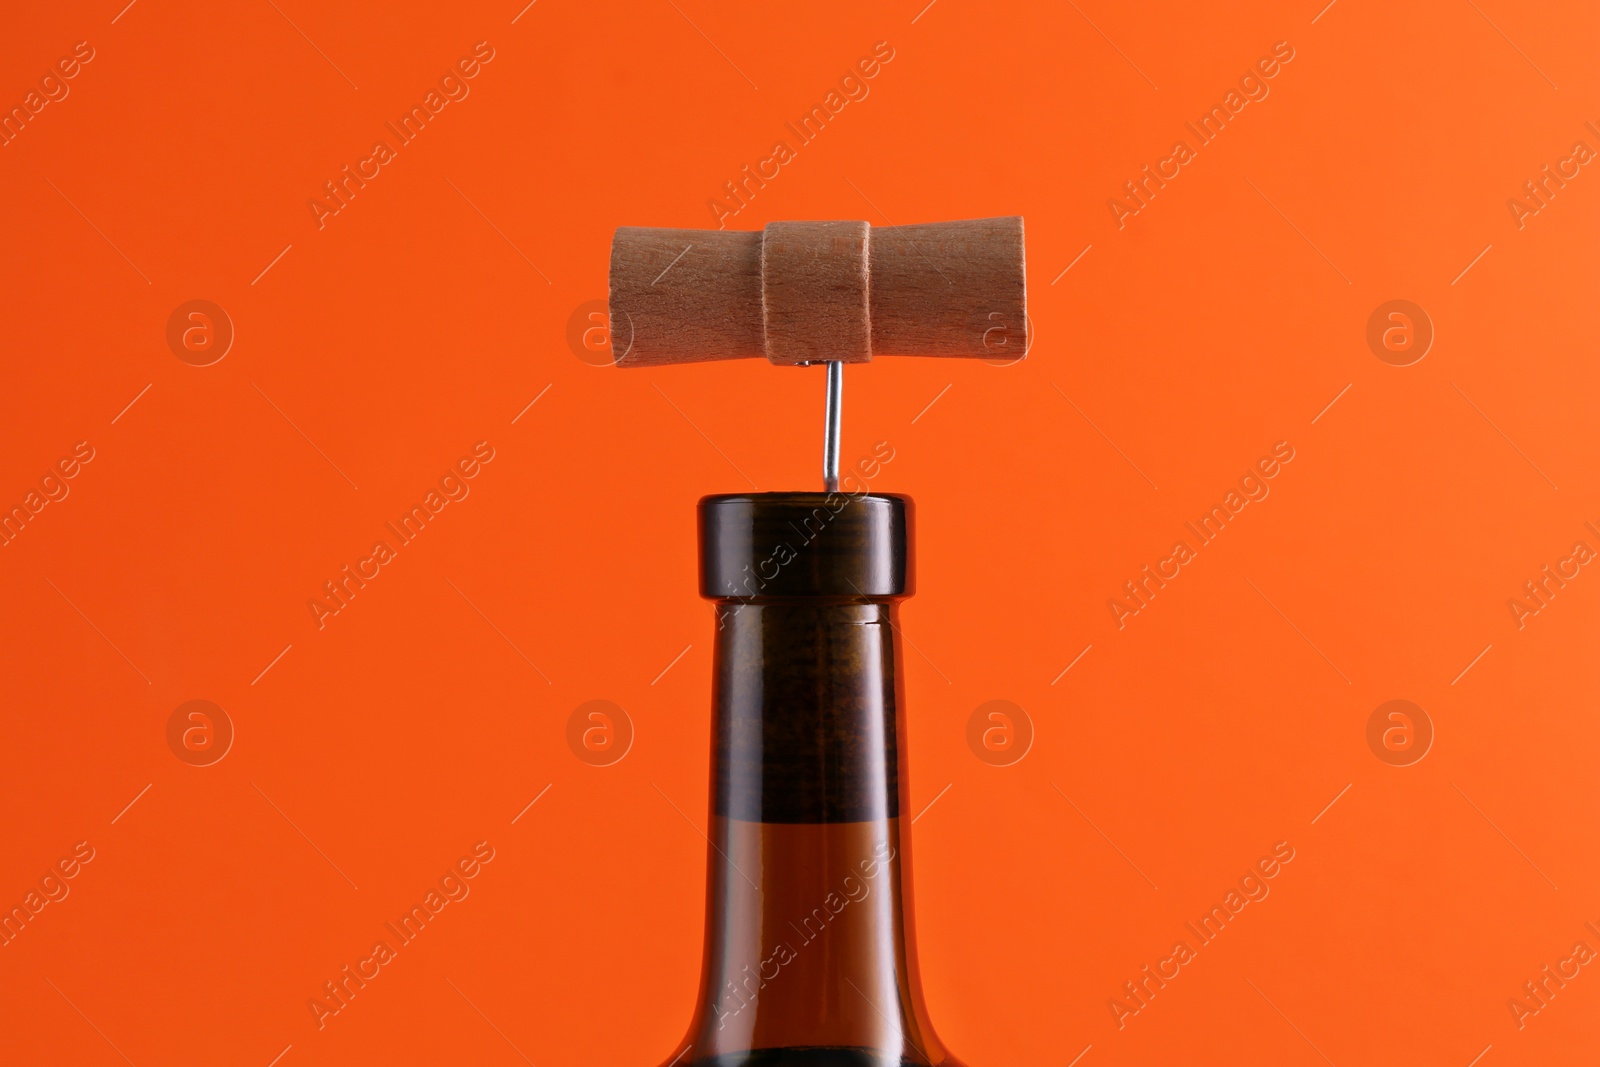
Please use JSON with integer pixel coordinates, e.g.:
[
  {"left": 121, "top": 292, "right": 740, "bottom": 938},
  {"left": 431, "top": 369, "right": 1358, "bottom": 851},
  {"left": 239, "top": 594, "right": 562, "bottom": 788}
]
[{"left": 665, "top": 492, "right": 962, "bottom": 1067}]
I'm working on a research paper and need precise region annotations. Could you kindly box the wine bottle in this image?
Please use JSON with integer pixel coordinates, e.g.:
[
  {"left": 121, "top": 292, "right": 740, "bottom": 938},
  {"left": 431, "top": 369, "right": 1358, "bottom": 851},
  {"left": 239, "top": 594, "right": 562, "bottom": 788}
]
[{"left": 664, "top": 491, "right": 961, "bottom": 1067}]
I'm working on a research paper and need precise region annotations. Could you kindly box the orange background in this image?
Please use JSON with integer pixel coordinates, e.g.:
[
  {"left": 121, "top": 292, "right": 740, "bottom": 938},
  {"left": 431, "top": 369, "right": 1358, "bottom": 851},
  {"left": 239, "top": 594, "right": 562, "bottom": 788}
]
[{"left": 1, "top": 1, "right": 1597, "bottom": 1064}]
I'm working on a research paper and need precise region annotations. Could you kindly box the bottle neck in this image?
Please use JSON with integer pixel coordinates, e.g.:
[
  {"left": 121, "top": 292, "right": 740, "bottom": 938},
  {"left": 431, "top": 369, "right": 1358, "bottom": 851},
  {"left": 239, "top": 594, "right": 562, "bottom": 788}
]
[{"left": 685, "top": 599, "right": 946, "bottom": 1066}]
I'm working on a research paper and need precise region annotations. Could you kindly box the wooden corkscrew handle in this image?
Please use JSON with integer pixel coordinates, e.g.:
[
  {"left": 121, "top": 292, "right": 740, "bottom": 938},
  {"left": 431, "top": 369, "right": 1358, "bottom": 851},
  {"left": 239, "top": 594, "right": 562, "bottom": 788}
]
[{"left": 607, "top": 216, "right": 1028, "bottom": 367}]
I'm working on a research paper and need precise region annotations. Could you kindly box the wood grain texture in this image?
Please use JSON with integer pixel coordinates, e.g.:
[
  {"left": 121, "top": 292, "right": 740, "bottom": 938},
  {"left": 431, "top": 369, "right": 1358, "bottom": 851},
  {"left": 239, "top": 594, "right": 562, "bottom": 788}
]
[
  {"left": 609, "top": 227, "right": 765, "bottom": 367},
  {"left": 608, "top": 216, "right": 1027, "bottom": 367},
  {"left": 870, "top": 216, "right": 1027, "bottom": 359},
  {"left": 760, "top": 220, "right": 872, "bottom": 366}
]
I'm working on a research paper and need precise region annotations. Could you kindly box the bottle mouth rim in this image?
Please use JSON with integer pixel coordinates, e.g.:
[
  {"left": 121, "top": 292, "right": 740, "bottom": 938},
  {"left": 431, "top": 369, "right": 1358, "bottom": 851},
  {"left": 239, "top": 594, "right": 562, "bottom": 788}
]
[
  {"left": 698, "top": 492, "right": 913, "bottom": 600},
  {"left": 698, "top": 491, "right": 912, "bottom": 507}
]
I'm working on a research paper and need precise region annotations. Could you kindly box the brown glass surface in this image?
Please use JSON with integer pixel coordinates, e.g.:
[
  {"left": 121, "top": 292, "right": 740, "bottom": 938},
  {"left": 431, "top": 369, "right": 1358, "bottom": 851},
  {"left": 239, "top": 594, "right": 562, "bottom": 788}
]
[{"left": 663, "top": 494, "right": 961, "bottom": 1067}]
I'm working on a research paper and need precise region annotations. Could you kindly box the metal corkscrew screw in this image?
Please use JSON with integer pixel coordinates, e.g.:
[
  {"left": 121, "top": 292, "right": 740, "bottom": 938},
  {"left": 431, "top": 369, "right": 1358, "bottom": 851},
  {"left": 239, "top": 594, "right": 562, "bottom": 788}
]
[{"left": 822, "top": 360, "right": 842, "bottom": 493}]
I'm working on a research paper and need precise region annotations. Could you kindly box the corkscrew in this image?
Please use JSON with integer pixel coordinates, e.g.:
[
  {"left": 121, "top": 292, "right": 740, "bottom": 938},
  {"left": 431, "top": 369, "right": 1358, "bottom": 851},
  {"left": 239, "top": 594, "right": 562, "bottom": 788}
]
[{"left": 607, "top": 217, "right": 1030, "bottom": 486}]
